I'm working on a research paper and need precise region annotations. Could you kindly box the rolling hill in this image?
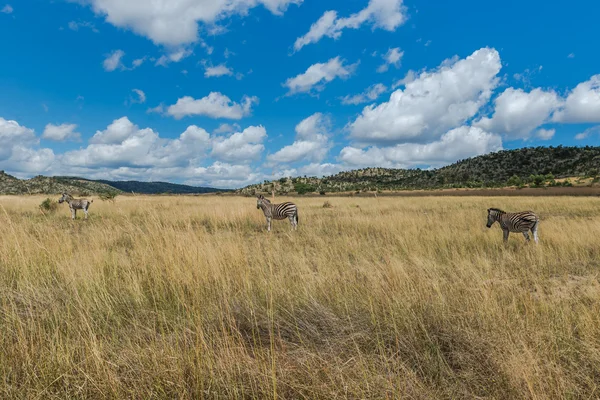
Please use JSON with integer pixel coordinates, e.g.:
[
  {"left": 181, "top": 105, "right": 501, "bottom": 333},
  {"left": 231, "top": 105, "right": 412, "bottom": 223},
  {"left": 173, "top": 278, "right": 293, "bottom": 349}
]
[
  {"left": 240, "top": 146, "right": 600, "bottom": 195},
  {"left": 0, "top": 173, "right": 228, "bottom": 195}
]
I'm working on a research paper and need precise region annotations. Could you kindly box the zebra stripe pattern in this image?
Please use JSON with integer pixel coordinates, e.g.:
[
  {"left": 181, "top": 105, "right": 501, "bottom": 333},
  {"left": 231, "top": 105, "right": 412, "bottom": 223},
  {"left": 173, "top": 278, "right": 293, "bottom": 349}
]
[
  {"left": 486, "top": 208, "right": 539, "bottom": 243},
  {"left": 256, "top": 194, "right": 298, "bottom": 232},
  {"left": 59, "top": 193, "right": 93, "bottom": 220}
]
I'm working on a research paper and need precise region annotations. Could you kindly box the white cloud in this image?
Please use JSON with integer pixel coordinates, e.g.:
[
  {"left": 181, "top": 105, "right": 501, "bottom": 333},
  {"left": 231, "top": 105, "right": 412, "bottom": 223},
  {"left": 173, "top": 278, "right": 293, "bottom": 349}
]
[
  {"left": 340, "top": 126, "right": 502, "bottom": 168},
  {"left": 131, "top": 89, "right": 146, "bottom": 104},
  {"left": 82, "top": 0, "right": 302, "bottom": 48},
  {"left": 0, "top": 117, "right": 56, "bottom": 174},
  {"left": 294, "top": 0, "right": 406, "bottom": 51},
  {"left": 211, "top": 125, "right": 267, "bottom": 163},
  {"left": 474, "top": 88, "right": 562, "bottom": 139},
  {"left": 132, "top": 57, "right": 147, "bottom": 68},
  {"left": 62, "top": 117, "right": 212, "bottom": 169},
  {"left": 147, "top": 104, "right": 165, "bottom": 114},
  {"left": 0, "top": 117, "right": 38, "bottom": 160},
  {"left": 68, "top": 21, "right": 99, "bottom": 33},
  {"left": 575, "top": 126, "right": 600, "bottom": 140},
  {"left": 349, "top": 47, "right": 501, "bottom": 144},
  {"left": 103, "top": 50, "right": 125, "bottom": 72},
  {"left": 167, "top": 92, "right": 258, "bottom": 120},
  {"left": 213, "top": 123, "right": 241, "bottom": 134},
  {"left": 185, "top": 162, "right": 264, "bottom": 188},
  {"left": 568, "top": 53, "right": 575, "bottom": 59},
  {"left": 204, "top": 63, "right": 233, "bottom": 78},
  {"left": 284, "top": 57, "right": 357, "bottom": 95},
  {"left": 553, "top": 75, "right": 600, "bottom": 123},
  {"left": 268, "top": 113, "right": 331, "bottom": 164},
  {"left": 377, "top": 47, "right": 403, "bottom": 73},
  {"left": 341, "top": 83, "right": 387, "bottom": 105},
  {"left": 1, "top": 4, "right": 12, "bottom": 14},
  {"left": 156, "top": 48, "right": 193, "bottom": 67},
  {"left": 42, "top": 123, "right": 81, "bottom": 142},
  {"left": 535, "top": 128, "right": 555, "bottom": 140}
]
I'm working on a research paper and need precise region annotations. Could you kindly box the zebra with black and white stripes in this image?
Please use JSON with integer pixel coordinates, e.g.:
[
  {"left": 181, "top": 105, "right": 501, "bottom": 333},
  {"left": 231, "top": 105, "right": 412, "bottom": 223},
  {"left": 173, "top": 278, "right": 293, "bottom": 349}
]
[
  {"left": 58, "top": 193, "right": 93, "bottom": 220},
  {"left": 256, "top": 194, "right": 298, "bottom": 232},
  {"left": 486, "top": 208, "right": 539, "bottom": 243}
]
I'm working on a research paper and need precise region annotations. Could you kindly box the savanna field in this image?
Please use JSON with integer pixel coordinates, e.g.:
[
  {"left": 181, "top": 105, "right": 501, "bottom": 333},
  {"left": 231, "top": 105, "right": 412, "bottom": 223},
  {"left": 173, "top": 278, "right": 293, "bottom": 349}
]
[{"left": 1, "top": 195, "right": 600, "bottom": 399}]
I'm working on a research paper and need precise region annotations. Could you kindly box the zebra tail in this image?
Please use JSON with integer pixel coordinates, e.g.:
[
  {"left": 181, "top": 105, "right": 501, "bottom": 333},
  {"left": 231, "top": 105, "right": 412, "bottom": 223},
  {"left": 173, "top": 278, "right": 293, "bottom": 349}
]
[{"left": 295, "top": 209, "right": 299, "bottom": 225}]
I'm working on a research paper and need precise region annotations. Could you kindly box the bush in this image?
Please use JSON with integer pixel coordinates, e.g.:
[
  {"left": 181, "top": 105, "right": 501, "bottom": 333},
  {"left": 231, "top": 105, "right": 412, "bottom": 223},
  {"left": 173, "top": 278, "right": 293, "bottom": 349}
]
[
  {"left": 39, "top": 198, "right": 58, "bottom": 214},
  {"left": 100, "top": 192, "right": 119, "bottom": 203},
  {"left": 319, "top": 191, "right": 326, "bottom": 196}
]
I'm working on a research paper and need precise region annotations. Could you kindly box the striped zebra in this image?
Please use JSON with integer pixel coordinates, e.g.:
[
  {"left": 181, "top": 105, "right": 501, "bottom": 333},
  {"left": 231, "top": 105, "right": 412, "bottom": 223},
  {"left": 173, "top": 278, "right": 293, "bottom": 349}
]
[
  {"left": 58, "top": 193, "right": 93, "bottom": 220},
  {"left": 486, "top": 208, "right": 539, "bottom": 243},
  {"left": 256, "top": 194, "right": 298, "bottom": 232}
]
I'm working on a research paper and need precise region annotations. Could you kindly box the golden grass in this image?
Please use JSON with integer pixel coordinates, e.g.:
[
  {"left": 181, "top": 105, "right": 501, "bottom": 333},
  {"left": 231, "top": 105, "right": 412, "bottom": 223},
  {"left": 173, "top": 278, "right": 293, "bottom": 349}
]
[{"left": 1, "top": 195, "right": 600, "bottom": 399}]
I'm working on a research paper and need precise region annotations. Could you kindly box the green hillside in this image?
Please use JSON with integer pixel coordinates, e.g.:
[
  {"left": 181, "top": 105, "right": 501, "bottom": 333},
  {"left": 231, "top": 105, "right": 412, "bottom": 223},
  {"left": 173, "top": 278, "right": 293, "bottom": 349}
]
[
  {"left": 0, "top": 173, "right": 227, "bottom": 195},
  {"left": 0, "top": 172, "right": 120, "bottom": 195},
  {"left": 240, "top": 146, "right": 600, "bottom": 195}
]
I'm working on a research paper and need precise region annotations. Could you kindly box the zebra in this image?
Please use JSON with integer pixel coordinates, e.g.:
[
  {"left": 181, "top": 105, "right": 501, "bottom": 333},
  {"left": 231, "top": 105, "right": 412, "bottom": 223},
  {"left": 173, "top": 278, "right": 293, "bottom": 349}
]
[
  {"left": 486, "top": 208, "right": 539, "bottom": 243},
  {"left": 58, "top": 193, "right": 93, "bottom": 220},
  {"left": 256, "top": 194, "right": 298, "bottom": 232}
]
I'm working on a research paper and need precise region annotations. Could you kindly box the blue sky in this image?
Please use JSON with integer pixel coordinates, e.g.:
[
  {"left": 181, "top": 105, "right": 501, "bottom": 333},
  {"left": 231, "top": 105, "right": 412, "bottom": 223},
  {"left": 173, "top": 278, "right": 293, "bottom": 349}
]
[{"left": 0, "top": 0, "right": 599, "bottom": 188}]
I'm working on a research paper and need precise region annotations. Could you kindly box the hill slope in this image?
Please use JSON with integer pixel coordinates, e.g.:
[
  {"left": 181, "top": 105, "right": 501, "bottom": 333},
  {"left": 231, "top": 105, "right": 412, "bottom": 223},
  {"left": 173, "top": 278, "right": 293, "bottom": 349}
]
[
  {"left": 241, "top": 146, "right": 600, "bottom": 194},
  {"left": 0, "top": 173, "right": 228, "bottom": 195},
  {"left": 91, "top": 180, "right": 229, "bottom": 194},
  {"left": 0, "top": 172, "right": 121, "bottom": 195}
]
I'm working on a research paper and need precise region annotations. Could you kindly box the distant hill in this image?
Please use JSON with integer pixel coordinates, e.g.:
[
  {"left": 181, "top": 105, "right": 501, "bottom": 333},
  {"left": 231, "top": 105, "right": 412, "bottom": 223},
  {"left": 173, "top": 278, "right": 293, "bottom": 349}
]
[
  {"left": 91, "top": 180, "right": 229, "bottom": 194},
  {"left": 240, "top": 146, "right": 600, "bottom": 195},
  {"left": 0, "top": 173, "right": 120, "bottom": 195},
  {"left": 0, "top": 173, "right": 229, "bottom": 195}
]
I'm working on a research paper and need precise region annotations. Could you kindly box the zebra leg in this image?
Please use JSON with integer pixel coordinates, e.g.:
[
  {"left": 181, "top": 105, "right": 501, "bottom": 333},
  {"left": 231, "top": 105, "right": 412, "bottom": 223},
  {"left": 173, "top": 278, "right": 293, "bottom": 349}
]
[
  {"left": 288, "top": 215, "right": 295, "bottom": 231},
  {"left": 84, "top": 208, "right": 89, "bottom": 219},
  {"left": 503, "top": 229, "right": 509, "bottom": 243},
  {"left": 71, "top": 208, "right": 76, "bottom": 220},
  {"left": 532, "top": 227, "right": 539, "bottom": 244},
  {"left": 522, "top": 231, "right": 530, "bottom": 242},
  {"left": 267, "top": 217, "right": 272, "bottom": 232}
]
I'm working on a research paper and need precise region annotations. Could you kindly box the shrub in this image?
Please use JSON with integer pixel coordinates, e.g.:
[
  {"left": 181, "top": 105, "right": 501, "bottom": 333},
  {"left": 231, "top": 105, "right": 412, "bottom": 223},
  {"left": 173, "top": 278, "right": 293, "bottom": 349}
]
[
  {"left": 39, "top": 198, "right": 58, "bottom": 214},
  {"left": 319, "top": 191, "right": 326, "bottom": 196},
  {"left": 100, "top": 192, "right": 119, "bottom": 203}
]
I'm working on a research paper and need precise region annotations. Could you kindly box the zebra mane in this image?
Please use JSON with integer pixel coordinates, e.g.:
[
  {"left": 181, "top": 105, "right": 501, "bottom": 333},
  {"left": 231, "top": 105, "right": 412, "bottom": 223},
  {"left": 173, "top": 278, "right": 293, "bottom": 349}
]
[{"left": 488, "top": 208, "right": 505, "bottom": 214}]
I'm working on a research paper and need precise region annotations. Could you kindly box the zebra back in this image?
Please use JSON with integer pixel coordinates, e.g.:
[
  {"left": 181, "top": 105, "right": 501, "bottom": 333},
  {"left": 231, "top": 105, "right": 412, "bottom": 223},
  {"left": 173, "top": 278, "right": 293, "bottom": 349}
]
[{"left": 489, "top": 208, "right": 538, "bottom": 232}]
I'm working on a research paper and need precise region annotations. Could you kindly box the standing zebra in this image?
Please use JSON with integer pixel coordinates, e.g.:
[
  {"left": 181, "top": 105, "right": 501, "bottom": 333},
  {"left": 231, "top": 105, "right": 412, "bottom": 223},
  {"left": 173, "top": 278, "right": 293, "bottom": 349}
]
[
  {"left": 256, "top": 194, "right": 298, "bottom": 232},
  {"left": 486, "top": 208, "right": 539, "bottom": 243},
  {"left": 58, "top": 193, "right": 93, "bottom": 220}
]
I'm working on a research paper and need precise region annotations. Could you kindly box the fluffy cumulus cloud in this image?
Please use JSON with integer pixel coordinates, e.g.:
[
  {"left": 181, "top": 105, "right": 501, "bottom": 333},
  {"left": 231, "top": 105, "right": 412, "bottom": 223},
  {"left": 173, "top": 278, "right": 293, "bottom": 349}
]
[
  {"left": 284, "top": 57, "right": 357, "bottom": 95},
  {"left": 349, "top": 47, "right": 502, "bottom": 144},
  {"left": 268, "top": 113, "right": 331, "bottom": 164},
  {"left": 341, "top": 83, "right": 387, "bottom": 105},
  {"left": 166, "top": 92, "right": 258, "bottom": 119},
  {"left": 377, "top": 47, "right": 403, "bottom": 73},
  {"left": 42, "top": 123, "right": 81, "bottom": 141},
  {"left": 475, "top": 88, "right": 562, "bottom": 139},
  {"left": 204, "top": 63, "right": 233, "bottom": 78},
  {"left": 83, "top": 0, "right": 302, "bottom": 48},
  {"left": 0, "top": 117, "right": 55, "bottom": 174},
  {"left": 211, "top": 125, "right": 267, "bottom": 163},
  {"left": 294, "top": 0, "right": 406, "bottom": 51},
  {"left": 553, "top": 75, "right": 600, "bottom": 123},
  {"left": 340, "top": 126, "right": 502, "bottom": 168}
]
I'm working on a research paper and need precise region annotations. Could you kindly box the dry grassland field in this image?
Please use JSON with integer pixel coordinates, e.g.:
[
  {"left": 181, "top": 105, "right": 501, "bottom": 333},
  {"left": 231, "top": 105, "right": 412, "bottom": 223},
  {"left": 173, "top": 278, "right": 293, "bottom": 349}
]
[{"left": 1, "top": 194, "right": 600, "bottom": 399}]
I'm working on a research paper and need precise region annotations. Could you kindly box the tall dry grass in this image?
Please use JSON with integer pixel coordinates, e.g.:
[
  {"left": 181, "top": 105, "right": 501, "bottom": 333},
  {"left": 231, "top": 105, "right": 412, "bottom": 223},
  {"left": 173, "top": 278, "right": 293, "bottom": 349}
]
[{"left": 1, "top": 195, "right": 600, "bottom": 399}]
